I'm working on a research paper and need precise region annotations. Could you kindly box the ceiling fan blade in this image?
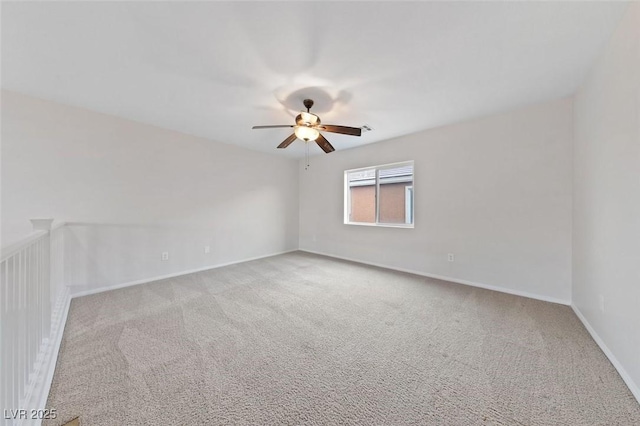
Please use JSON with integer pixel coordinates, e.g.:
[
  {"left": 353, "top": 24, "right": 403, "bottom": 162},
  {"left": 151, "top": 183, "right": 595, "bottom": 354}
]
[
  {"left": 252, "top": 125, "right": 294, "bottom": 129},
  {"left": 315, "top": 134, "right": 335, "bottom": 153},
  {"left": 317, "top": 125, "right": 362, "bottom": 137},
  {"left": 277, "top": 133, "right": 298, "bottom": 149}
]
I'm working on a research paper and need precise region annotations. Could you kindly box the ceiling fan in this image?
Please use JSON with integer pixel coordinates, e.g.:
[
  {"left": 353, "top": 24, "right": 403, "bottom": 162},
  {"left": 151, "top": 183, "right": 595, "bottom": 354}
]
[{"left": 252, "top": 99, "right": 362, "bottom": 153}]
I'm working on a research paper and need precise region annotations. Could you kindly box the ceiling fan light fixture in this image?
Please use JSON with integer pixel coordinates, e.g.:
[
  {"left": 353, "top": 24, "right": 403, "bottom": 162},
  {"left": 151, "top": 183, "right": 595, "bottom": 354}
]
[{"left": 294, "top": 125, "right": 320, "bottom": 142}]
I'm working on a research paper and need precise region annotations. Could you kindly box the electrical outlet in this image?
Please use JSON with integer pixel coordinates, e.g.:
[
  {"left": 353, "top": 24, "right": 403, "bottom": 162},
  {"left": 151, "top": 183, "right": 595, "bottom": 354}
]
[
  {"left": 447, "top": 253, "right": 455, "bottom": 262},
  {"left": 204, "top": 246, "right": 210, "bottom": 254},
  {"left": 161, "top": 252, "right": 169, "bottom": 261},
  {"left": 598, "top": 294, "right": 605, "bottom": 313}
]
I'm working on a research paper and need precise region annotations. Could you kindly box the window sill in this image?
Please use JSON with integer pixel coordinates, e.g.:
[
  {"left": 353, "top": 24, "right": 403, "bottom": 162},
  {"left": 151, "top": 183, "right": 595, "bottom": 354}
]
[{"left": 344, "top": 222, "right": 414, "bottom": 229}]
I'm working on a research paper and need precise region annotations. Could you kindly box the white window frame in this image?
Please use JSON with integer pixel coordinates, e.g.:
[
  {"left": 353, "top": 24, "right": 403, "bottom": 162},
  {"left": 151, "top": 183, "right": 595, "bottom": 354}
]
[
  {"left": 344, "top": 160, "right": 414, "bottom": 228},
  {"left": 405, "top": 186, "right": 413, "bottom": 224}
]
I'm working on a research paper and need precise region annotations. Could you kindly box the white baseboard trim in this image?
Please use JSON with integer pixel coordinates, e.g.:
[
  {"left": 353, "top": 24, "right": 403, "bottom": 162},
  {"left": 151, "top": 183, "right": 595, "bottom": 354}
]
[
  {"left": 299, "top": 249, "right": 570, "bottom": 306},
  {"left": 70, "top": 249, "right": 298, "bottom": 299},
  {"left": 571, "top": 304, "right": 640, "bottom": 404}
]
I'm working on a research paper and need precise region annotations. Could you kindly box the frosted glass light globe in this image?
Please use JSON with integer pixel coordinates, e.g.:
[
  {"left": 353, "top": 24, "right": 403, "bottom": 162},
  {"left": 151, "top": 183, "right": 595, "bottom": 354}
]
[{"left": 295, "top": 125, "right": 320, "bottom": 141}]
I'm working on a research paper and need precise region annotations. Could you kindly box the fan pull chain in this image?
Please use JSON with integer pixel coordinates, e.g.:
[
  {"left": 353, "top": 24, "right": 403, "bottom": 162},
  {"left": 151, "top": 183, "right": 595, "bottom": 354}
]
[{"left": 305, "top": 141, "right": 310, "bottom": 170}]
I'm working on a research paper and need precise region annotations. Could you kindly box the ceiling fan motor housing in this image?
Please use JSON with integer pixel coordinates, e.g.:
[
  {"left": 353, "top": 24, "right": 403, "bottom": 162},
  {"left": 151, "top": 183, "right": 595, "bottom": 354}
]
[{"left": 295, "top": 112, "right": 321, "bottom": 126}]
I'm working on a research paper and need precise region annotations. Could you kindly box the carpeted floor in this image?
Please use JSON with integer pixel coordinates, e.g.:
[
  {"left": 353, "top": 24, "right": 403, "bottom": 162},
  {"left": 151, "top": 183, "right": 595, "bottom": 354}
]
[{"left": 45, "top": 251, "right": 640, "bottom": 425}]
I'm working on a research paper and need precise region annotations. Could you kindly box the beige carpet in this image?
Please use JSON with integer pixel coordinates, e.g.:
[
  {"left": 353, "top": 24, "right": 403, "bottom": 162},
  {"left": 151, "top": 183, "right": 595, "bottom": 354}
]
[{"left": 45, "top": 251, "right": 640, "bottom": 425}]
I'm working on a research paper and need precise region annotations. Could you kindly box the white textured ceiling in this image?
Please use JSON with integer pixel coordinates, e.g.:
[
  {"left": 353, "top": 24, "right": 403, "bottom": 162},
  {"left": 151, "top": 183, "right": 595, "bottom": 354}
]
[{"left": 1, "top": 1, "right": 628, "bottom": 157}]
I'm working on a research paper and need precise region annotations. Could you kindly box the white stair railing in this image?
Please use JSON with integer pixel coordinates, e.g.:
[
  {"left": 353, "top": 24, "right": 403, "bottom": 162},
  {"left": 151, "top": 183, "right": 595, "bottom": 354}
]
[{"left": 1, "top": 219, "right": 67, "bottom": 426}]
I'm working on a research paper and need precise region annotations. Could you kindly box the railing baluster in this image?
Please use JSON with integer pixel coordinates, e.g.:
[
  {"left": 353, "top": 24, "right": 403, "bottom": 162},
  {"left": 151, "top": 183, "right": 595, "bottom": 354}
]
[
  {"left": 41, "top": 237, "right": 44, "bottom": 327},
  {"left": 25, "top": 247, "right": 29, "bottom": 404},
  {"left": 35, "top": 239, "right": 41, "bottom": 369},
  {"left": 20, "top": 249, "right": 25, "bottom": 405},
  {"left": 27, "top": 244, "right": 33, "bottom": 394},
  {"left": 45, "top": 234, "right": 51, "bottom": 338},
  {"left": 17, "top": 250, "right": 22, "bottom": 407},
  {"left": 40, "top": 236, "right": 44, "bottom": 346},
  {"left": 1, "top": 259, "right": 7, "bottom": 419},
  {"left": 8, "top": 256, "right": 14, "bottom": 414},
  {"left": 13, "top": 254, "right": 19, "bottom": 411}
]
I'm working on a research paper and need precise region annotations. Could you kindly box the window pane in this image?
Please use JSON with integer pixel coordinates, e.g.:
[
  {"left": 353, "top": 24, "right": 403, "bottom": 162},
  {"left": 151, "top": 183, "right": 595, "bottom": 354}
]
[
  {"left": 347, "top": 169, "right": 376, "bottom": 223},
  {"left": 378, "top": 164, "right": 414, "bottom": 224}
]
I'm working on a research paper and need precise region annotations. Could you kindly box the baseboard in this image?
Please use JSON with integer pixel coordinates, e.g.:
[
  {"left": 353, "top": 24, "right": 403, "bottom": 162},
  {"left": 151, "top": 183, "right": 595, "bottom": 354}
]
[
  {"left": 299, "top": 249, "right": 570, "bottom": 306},
  {"left": 70, "top": 249, "right": 298, "bottom": 299},
  {"left": 571, "top": 304, "right": 640, "bottom": 404}
]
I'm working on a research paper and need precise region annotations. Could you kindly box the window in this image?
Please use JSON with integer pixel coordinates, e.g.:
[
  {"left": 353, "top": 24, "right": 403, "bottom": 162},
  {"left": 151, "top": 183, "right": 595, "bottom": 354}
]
[{"left": 344, "top": 161, "right": 414, "bottom": 227}]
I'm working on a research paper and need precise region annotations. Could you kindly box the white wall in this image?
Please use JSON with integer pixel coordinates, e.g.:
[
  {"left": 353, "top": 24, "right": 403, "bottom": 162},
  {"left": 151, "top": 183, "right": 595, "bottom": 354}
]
[
  {"left": 573, "top": 3, "right": 640, "bottom": 399},
  {"left": 60, "top": 221, "right": 299, "bottom": 295},
  {"left": 1, "top": 91, "right": 299, "bottom": 292},
  {"left": 299, "top": 98, "right": 573, "bottom": 303}
]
